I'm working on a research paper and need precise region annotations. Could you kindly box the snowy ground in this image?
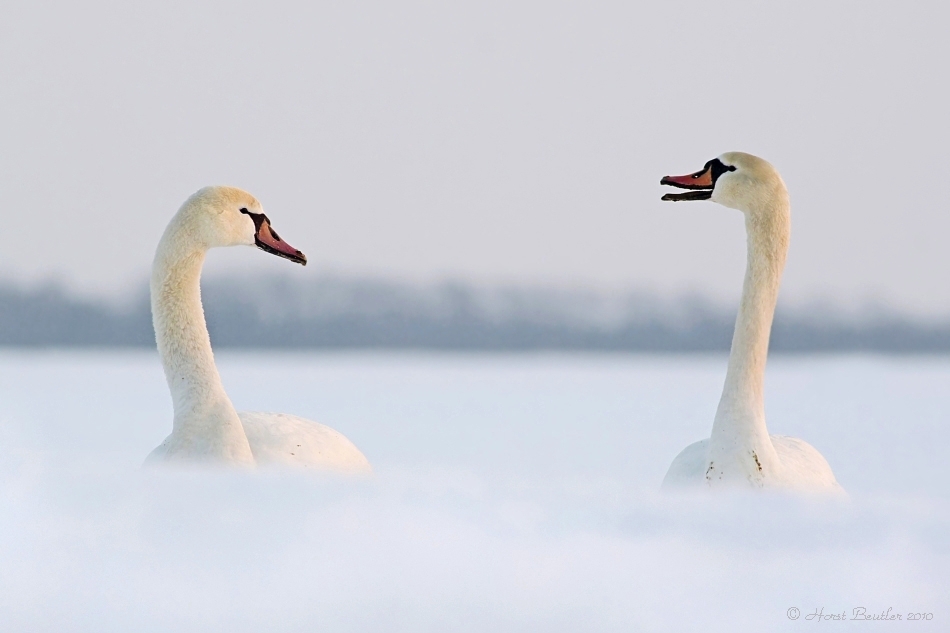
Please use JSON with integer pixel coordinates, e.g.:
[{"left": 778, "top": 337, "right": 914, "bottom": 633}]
[{"left": 0, "top": 351, "right": 946, "bottom": 631}]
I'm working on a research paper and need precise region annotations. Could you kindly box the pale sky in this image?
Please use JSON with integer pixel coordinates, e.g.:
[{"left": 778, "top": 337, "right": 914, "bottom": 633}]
[{"left": 1, "top": 1, "right": 948, "bottom": 314}]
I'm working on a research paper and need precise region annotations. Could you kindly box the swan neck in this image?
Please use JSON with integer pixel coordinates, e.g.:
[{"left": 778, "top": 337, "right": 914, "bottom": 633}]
[
  {"left": 151, "top": 221, "right": 231, "bottom": 428},
  {"left": 711, "top": 195, "right": 790, "bottom": 447}
]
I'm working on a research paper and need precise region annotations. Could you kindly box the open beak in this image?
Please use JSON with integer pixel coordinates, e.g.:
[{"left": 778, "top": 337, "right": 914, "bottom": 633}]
[
  {"left": 660, "top": 165, "right": 715, "bottom": 202},
  {"left": 246, "top": 212, "right": 307, "bottom": 265}
]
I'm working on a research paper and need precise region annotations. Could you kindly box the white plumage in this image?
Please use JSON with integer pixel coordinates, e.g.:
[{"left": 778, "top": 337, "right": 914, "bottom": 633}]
[
  {"left": 146, "top": 186, "right": 371, "bottom": 474},
  {"left": 660, "top": 153, "right": 842, "bottom": 493}
]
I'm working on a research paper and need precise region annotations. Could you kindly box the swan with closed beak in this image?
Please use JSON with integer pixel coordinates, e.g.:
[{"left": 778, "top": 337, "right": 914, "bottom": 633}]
[
  {"left": 146, "top": 186, "right": 371, "bottom": 473},
  {"left": 659, "top": 152, "right": 841, "bottom": 492}
]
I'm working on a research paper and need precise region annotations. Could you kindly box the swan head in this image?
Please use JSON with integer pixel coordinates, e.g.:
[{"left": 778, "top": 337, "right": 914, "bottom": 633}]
[
  {"left": 660, "top": 152, "right": 786, "bottom": 215},
  {"left": 180, "top": 186, "right": 307, "bottom": 265}
]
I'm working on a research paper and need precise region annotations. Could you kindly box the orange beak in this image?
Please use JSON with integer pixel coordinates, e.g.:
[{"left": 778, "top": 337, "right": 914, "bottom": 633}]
[
  {"left": 659, "top": 158, "right": 733, "bottom": 202},
  {"left": 255, "top": 217, "right": 307, "bottom": 266},
  {"left": 660, "top": 167, "right": 714, "bottom": 190},
  {"left": 242, "top": 209, "right": 308, "bottom": 265}
]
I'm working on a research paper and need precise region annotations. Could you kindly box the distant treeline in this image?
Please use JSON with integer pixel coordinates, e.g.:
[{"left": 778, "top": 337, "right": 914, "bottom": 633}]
[{"left": 1, "top": 276, "right": 949, "bottom": 352}]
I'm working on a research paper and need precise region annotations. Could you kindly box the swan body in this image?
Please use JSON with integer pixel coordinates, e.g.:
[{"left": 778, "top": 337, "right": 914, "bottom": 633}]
[
  {"left": 664, "top": 437, "right": 839, "bottom": 490},
  {"left": 146, "top": 186, "right": 371, "bottom": 473},
  {"left": 239, "top": 412, "right": 370, "bottom": 473},
  {"left": 659, "top": 152, "right": 842, "bottom": 493}
]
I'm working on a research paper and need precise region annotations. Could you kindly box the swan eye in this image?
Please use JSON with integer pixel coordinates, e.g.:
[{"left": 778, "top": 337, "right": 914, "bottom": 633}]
[
  {"left": 240, "top": 208, "right": 249, "bottom": 215},
  {"left": 707, "top": 158, "right": 737, "bottom": 182}
]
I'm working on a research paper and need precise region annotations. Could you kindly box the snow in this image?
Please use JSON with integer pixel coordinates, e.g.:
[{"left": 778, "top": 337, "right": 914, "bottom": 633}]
[{"left": 0, "top": 351, "right": 947, "bottom": 631}]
